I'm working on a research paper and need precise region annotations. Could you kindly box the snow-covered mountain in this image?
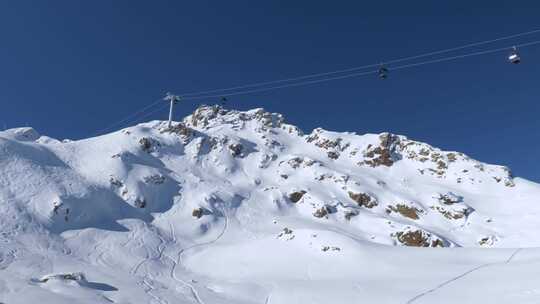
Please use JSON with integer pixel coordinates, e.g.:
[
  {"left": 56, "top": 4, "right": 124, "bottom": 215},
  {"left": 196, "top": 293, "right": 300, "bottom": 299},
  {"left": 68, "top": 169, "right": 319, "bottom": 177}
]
[{"left": 1, "top": 105, "right": 540, "bottom": 303}]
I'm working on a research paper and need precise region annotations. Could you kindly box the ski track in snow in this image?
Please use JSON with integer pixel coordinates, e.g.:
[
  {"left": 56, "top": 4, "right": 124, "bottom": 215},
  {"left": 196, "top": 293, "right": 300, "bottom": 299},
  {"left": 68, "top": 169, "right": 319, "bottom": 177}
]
[
  {"left": 405, "top": 248, "right": 523, "bottom": 304},
  {"left": 132, "top": 231, "right": 166, "bottom": 276},
  {"left": 128, "top": 223, "right": 169, "bottom": 304},
  {"left": 142, "top": 275, "right": 168, "bottom": 304},
  {"left": 169, "top": 204, "right": 229, "bottom": 304}
]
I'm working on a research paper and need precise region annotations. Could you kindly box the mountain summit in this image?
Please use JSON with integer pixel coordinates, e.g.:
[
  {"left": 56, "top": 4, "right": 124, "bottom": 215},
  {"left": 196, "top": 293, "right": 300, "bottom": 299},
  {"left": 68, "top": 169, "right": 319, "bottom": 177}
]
[{"left": 1, "top": 105, "right": 540, "bottom": 303}]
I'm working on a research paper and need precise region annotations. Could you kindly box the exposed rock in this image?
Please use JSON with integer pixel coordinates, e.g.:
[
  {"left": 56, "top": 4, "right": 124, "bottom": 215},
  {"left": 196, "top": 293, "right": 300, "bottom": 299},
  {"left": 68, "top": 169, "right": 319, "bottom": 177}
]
[
  {"left": 438, "top": 193, "right": 462, "bottom": 205},
  {"left": 348, "top": 191, "right": 378, "bottom": 208},
  {"left": 394, "top": 230, "right": 446, "bottom": 247},
  {"left": 479, "top": 235, "right": 498, "bottom": 247},
  {"left": 139, "top": 137, "right": 160, "bottom": 153},
  {"left": 228, "top": 143, "right": 244, "bottom": 157},
  {"left": 143, "top": 174, "right": 165, "bottom": 185},
  {"left": 306, "top": 129, "right": 349, "bottom": 159},
  {"left": 253, "top": 108, "right": 283, "bottom": 128},
  {"left": 315, "top": 173, "right": 332, "bottom": 181},
  {"left": 436, "top": 160, "right": 448, "bottom": 170},
  {"left": 190, "top": 105, "right": 222, "bottom": 128},
  {"left": 505, "top": 179, "right": 515, "bottom": 187},
  {"left": 289, "top": 191, "right": 307, "bottom": 203},
  {"left": 161, "top": 122, "right": 193, "bottom": 139},
  {"left": 432, "top": 193, "right": 472, "bottom": 220},
  {"left": 313, "top": 206, "right": 329, "bottom": 218},
  {"left": 192, "top": 207, "right": 204, "bottom": 219},
  {"left": 327, "top": 151, "right": 340, "bottom": 159},
  {"left": 321, "top": 246, "right": 341, "bottom": 252},
  {"left": 282, "top": 124, "right": 303, "bottom": 136},
  {"left": 306, "top": 130, "right": 344, "bottom": 150},
  {"left": 502, "top": 167, "right": 516, "bottom": 187},
  {"left": 432, "top": 206, "right": 472, "bottom": 220},
  {"left": 283, "top": 157, "right": 320, "bottom": 169},
  {"left": 386, "top": 204, "right": 422, "bottom": 220},
  {"left": 360, "top": 133, "right": 400, "bottom": 167},
  {"left": 109, "top": 176, "right": 123, "bottom": 187},
  {"left": 277, "top": 227, "right": 295, "bottom": 241},
  {"left": 418, "top": 148, "right": 430, "bottom": 156},
  {"left": 139, "top": 137, "right": 152, "bottom": 152},
  {"left": 287, "top": 157, "right": 303, "bottom": 169},
  {"left": 447, "top": 153, "right": 457, "bottom": 162},
  {"left": 188, "top": 105, "right": 284, "bottom": 131},
  {"left": 134, "top": 198, "right": 146, "bottom": 209}
]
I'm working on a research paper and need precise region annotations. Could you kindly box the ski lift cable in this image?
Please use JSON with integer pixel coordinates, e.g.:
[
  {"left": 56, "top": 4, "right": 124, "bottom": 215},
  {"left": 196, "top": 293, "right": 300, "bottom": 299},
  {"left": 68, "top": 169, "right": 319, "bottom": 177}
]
[
  {"left": 391, "top": 39, "right": 540, "bottom": 71},
  {"left": 180, "top": 69, "right": 379, "bottom": 100},
  {"left": 176, "top": 28, "right": 540, "bottom": 97},
  {"left": 98, "top": 102, "right": 171, "bottom": 134},
  {"left": 108, "top": 102, "right": 170, "bottom": 133},
  {"left": 91, "top": 97, "right": 164, "bottom": 136},
  {"left": 181, "top": 39, "right": 540, "bottom": 101},
  {"left": 92, "top": 38, "right": 540, "bottom": 136},
  {"left": 94, "top": 29, "right": 540, "bottom": 135},
  {"left": 129, "top": 102, "right": 171, "bottom": 125},
  {"left": 383, "top": 28, "right": 540, "bottom": 65}
]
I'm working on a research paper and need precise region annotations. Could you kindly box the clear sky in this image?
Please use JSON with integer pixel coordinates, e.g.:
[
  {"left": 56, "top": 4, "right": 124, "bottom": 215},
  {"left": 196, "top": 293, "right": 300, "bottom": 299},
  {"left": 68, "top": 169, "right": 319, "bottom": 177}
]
[{"left": 1, "top": 1, "right": 539, "bottom": 181}]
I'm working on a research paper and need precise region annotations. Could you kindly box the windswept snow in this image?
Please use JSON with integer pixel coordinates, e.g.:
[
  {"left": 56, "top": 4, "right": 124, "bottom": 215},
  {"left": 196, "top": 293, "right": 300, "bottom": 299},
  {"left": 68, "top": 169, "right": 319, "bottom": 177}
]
[{"left": 1, "top": 105, "right": 540, "bottom": 303}]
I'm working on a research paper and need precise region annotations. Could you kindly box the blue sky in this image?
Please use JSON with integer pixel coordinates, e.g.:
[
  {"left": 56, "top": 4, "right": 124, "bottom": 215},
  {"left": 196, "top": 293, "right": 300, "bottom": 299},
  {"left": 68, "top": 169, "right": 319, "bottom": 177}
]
[{"left": 1, "top": 1, "right": 539, "bottom": 181}]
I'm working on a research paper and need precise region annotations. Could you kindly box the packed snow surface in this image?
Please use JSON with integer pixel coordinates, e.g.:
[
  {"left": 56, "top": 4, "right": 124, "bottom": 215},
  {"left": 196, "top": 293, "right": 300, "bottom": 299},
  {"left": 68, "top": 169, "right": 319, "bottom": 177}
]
[{"left": 1, "top": 105, "right": 540, "bottom": 303}]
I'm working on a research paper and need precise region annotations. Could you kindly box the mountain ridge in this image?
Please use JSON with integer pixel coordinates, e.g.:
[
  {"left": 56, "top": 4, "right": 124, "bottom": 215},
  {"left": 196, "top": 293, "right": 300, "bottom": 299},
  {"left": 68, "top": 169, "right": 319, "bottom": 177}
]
[{"left": 2, "top": 104, "right": 540, "bottom": 303}]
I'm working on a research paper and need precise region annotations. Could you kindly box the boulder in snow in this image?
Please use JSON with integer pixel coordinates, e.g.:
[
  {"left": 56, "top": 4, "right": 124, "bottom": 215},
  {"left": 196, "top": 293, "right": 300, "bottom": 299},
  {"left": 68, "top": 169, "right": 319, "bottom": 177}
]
[
  {"left": 348, "top": 191, "right": 378, "bottom": 208},
  {"left": 393, "top": 229, "right": 447, "bottom": 247},
  {"left": 288, "top": 191, "right": 307, "bottom": 203}
]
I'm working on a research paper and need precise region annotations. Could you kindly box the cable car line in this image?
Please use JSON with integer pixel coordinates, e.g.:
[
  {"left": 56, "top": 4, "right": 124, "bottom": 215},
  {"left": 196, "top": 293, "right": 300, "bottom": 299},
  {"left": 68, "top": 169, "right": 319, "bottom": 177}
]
[
  {"left": 91, "top": 97, "right": 164, "bottom": 137},
  {"left": 180, "top": 39, "right": 540, "bottom": 101},
  {"left": 134, "top": 103, "right": 171, "bottom": 124},
  {"left": 118, "top": 103, "right": 170, "bottom": 131},
  {"left": 390, "top": 40, "right": 539, "bottom": 71},
  {"left": 176, "top": 28, "right": 540, "bottom": 98},
  {"left": 91, "top": 37, "right": 540, "bottom": 136}
]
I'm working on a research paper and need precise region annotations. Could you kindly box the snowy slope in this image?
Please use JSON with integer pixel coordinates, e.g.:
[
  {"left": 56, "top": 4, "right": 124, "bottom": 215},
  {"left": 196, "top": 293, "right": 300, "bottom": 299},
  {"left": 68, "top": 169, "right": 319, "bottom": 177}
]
[{"left": 1, "top": 105, "right": 540, "bottom": 303}]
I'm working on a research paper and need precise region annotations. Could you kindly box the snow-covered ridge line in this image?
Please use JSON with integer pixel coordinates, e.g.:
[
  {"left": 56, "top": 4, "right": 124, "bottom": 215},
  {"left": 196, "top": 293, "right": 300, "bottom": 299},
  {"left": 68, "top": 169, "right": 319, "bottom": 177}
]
[
  {"left": 0, "top": 105, "right": 533, "bottom": 248},
  {"left": 2, "top": 104, "right": 540, "bottom": 303}
]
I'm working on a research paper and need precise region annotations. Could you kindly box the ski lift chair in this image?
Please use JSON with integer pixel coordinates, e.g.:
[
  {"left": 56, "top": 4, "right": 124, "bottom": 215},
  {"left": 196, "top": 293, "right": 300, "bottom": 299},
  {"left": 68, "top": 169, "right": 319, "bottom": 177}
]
[
  {"left": 508, "top": 46, "right": 521, "bottom": 64},
  {"left": 378, "top": 65, "right": 389, "bottom": 79}
]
